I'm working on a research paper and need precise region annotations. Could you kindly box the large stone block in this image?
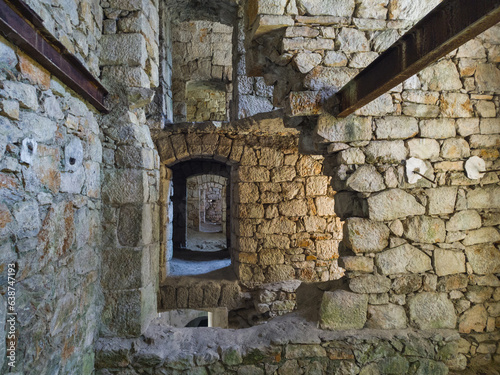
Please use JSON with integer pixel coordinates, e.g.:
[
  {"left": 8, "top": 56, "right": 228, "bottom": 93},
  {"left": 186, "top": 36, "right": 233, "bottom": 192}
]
[
  {"left": 375, "top": 116, "right": 418, "bottom": 140},
  {"left": 467, "top": 185, "right": 500, "bottom": 209},
  {"left": 346, "top": 165, "right": 386, "bottom": 193},
  {"left": 1, "top": 81, "right": 38, "bottom": 111},
  {"left": 366, "top": 304, "right": 407, "bottom": 329},
  {"left": 317, "top": 114, "right": 372, "bottom": 142},
  {"left": 297, "top": 0, "right": 355, "bottom": 16},
  {"left": 434, "top": 249, "right": 466, "bottom": 277},
  {"left": 409, "top": 293, "right": 457, "bottom": 329},
  {"left": 407, "top": 138, "right": 440, "bottom": 160},
  {"left": 364, "top": 140, "right": 408, "bottom": 163},
  {"left": 462, "top": 227, "right": 500, "bottom": 246},
  {"left": 305, "top": 67, "right": 358, "bottom": 91},
  {"left": 447, "top": 210, "right": 481, "bottom": 231},
  {"left": 350, "top": 274, "right": 391, "bottom": 294},
  {"left": 319, "top": 290, "right": 368, "bottom": 330},
  {"left": 403, "top": 216, "right": 446, "bottom": 243},
  {"left": 459, "top": 305, "right": 487, "bottom": 333},
  {"left": 344, "top": 218, "right": 389, "bottom": 253},
  {"left": 368, "top": 189, "right": 425, "bottom": 221},
  {"left": 375, "top": 244, "right": 431, "bottom": 275},
  {"left": 475, "top": 63, "right": 500, "bottom": 92},
  {"left": 100, "top": 33, "right": 148, "bottom": 67},
  {"left": 465, "top": 244, "right": 500, "bottom": 275},
  {"left": 102, "top": 169, "right": 148, "bottom": 204},
  {"left": 427, "top": 187, "right": 457, "bottom": 215}
]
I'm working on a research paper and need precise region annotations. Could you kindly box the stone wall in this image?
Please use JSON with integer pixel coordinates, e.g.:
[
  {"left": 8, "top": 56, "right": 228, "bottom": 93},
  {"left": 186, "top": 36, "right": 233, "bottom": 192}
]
[
  {"left": 0, "top": 34, "right": 102, "bottom": 373},
  {"left": 99, "top": 0, "right": 162, "bottom": 338},
  {"left": 171, "top": 20, "right": 233, "bottom": 122},
  {"left": 156, "top": 120, "right": 345, "bottom": 287},
  {"left": 187, "top": 174, "right": 227, "bottom": 230},
  {"left": 96, "top": 322, "right": 459, "bottom": 375}
]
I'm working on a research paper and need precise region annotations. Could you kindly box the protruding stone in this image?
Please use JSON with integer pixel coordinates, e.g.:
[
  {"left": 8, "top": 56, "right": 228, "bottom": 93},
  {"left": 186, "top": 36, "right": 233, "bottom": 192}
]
[
  {"left": 366, "top": 304, "right": 407, "bottom": 329},
  {"left": 376, "top": 244, "right": 432, "bottom": 275},
  {"left": 409, "top": 293, "right": 457, "bottom": 329},
  {"left": 317, "top": 114, "right": 372, "bottom": 142},
  {"left": 403, "top": 216, "right": 446, "bottom": 243},
  {"left": 319, "top": 290, "right": 368, "bottom": 330},
  {"left": 365, "top": 140, "right": 408, "bottom": 163},
  {"left": 350, "top": 274, "right": 391, "bottom": 294},
  {"left": 368, "top": 189, "right": 425, "bottom": 221},
  {"left": 344, "top": 218, "right": 389, "bottom": 253},
  {"left": 434, "top": 249, "right": 466, "bottom": 277},
  {"left": 346, "top": 165, "right": 386, "bottom": 193},
  {"left": 459, "top": 305, "right": 487, "bottom": 333},
  {"left": 465, "top": 244, "right": 500, "bottom": 275}
]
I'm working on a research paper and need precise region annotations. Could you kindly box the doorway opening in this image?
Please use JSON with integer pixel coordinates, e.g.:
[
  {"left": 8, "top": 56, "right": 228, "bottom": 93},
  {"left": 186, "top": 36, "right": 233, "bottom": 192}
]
[{"left": 168, "top": 159, "right": 232, "bottom": 276}]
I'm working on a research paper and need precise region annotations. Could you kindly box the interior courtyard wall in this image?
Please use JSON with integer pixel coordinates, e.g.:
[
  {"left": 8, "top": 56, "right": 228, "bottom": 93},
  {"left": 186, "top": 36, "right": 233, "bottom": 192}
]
[{"left": 186, "top": 175, "right": 227, "bottom": 231}]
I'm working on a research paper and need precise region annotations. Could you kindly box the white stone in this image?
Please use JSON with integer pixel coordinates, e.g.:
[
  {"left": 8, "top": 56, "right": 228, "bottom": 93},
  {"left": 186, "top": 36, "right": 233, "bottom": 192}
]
[
  {"left": 294, "top": 52, "right": 322, "bottom": 73},
  {"left": 465, "top": 156, "right": 486, "bottom": 180},
  {"left": 375, "top": 116, "right": 418, "bottom": 139},
  {"left": 405, "top": 157, "right": 427, "bottom": 184},
  {"left": 407, "top": 138, "right": 440, "bottom": 160}
]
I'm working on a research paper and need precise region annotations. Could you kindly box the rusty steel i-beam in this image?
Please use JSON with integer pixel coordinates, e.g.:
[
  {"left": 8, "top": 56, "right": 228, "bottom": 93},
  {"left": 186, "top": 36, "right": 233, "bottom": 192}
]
[
  {"left": 0, "top": 0, "right": 108, "bottom": 112},
  {"left": 331, "top": 0, "right": 500, "bottom": 117}
]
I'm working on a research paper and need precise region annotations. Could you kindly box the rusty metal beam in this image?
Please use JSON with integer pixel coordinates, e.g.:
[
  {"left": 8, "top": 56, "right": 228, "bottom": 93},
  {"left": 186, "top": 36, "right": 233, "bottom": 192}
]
[
  {"left": 0, "top": 0, "right": 108, "bottom": 112},
  {"left": 331, "top": 0, "right": 500, "bottom": 117}
]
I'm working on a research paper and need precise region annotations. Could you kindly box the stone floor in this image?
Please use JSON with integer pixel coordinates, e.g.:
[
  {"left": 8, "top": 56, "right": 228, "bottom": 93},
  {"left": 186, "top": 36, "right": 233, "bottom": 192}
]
[{"left": 170, "top": 225, "right": 230, "bottom": 276}]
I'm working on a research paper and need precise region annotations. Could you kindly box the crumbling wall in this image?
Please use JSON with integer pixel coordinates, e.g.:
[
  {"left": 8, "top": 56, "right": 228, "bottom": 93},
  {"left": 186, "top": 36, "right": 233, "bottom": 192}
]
[{"left": 0, "top": 33, "right": 102, "bottom": 374}]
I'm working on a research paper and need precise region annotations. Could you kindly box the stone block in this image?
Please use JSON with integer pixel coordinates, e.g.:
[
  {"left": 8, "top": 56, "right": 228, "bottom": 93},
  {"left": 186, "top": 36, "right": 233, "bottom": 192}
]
[
  {"left": 462, "top": 227, "right": 500, "bottom": 246},
  {"left": 315, "top": 196, "right": 336, "bottom": 216},
  {"left": 102, "top": 169, "right": 147, "bottom": 204},
  {"left": 441, "top": 138, "right": 470, "bottom": 159},
  {"left": 297, "top": 0, "right": 355, "bottom": 16},
  {"left": 427, "top": 186, "right": 457, "bottom": 215},
  {"left": 409, "top": 293, "right": 456, "bottom": 329},
  {"left": 392, "top": 274, "right": 422, "bottom": 294},
  {"left": 18, "top": 112, "right": 57, "bottom": 143},
  {"left": 319, "top": 290, "right": 368, "bottom": 330},
  {"left": 238, "top": 166, "right": 270, "bottom": 182},
  {"left": 465, "top": 244, "right": 500, "bottom": 275},
  {"left": 339, "top": 256, "right": 373, "bottom": 273},
  {"left": 305, "top": 66, "right": 358, "bottom": 91},
  {"left": 100, "top": 33, "right": 147, "bottom": 67},
  {"left": 355, "top": 93, "right": 394, "bottom": 116},
  {"left": 336, "top": 27, "right": 369, "bottom": 52},
  {"left": 368, "top": 189, "right": 425, "bottom": 221},
  {"left": 407, "top": 138, "right": 440, "bottom": 160},
  {"left": 403, "top": 216, "right": 446, "bottom": 243},
  {"left": 459, "top": 305, "right": 487, "bottom": 333},
  {"left": 475, "top": 63, "right": 500, "bottom": 92},
  {"left": 316, "top": 240, "right": 339, "bottom": 260},
  {"left": 467, "top": 185, "right": 500, "bottom": 209},
  {"left": 419, "top": 59, "right": 462, "bottom": 91},
  {"left": 337, "top": 148, "right": 365, "bottom": 164},
  {"left": 102, "top": 66, "right": 150, "bottom": 88},
  {"left": 266, "top": 264, "right": 295, "bottom": 282},
  {"left": 346, "top": 165, "right": 386, "bottom": 192},
  {"left": 250, "top": 15, "right": 295, "bottom": 38},
  {"left": 305, "top": 176, "right": 328, "bottom": 196},
  {"left": 350, "top": 274, "right": 391, "bottom": 294},
  {"left": 1, "top": 81, "right": 38, "bottom": 111},
  {"left": 344, "top": 218, "right": 389, "bottom": 253},
  {"left": 278, "top": 200, "right": 308, "bottom": 217},
  {"left": 364, "top": 140, "right": 408, "bottom": 163},
  {"left": 402, "top": 103, "right": 440, "bottom": 117},
  {"left": 441, "top": 93, "right": 473, "bottom": 118},
  {"left": 366, "top": 304, "right": 407, "bottom": 329},
  {"left": 375, "top": 244, "right": 431, "bottom": 275},
  {"left": 375, "top": 116, "right": 418, "bottom": 139},
  {"left": 434, "top": 249, "right": 466, "bottom": 277}
]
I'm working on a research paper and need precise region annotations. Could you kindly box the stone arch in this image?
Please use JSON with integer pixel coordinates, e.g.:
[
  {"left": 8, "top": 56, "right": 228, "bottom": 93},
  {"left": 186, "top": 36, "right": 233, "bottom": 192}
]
[{"left": 157, "top": 131, "right": 242, "bottom": 281}]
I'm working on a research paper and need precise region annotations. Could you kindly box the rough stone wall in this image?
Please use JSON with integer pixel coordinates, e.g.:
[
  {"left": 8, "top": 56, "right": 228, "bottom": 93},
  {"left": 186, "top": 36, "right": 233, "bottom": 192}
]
[
  {"left": 99, "top": 0, "right": 162, "bottom": 338},
  {"left": 156, "top": 122, "right": 345, "bottom": 287},
  {"left": 24, "top": 0, "right": 103, "bottom": 77},
  {"left": 96, "top": 324, "right": 459, "bottom": 375},
  {"left": 0, "top": 34, "right": 102, "bottom": 373},
  {"left": 171, "top": 20, "right": 233, "bottom": 122},
  {"left": 187, "top": 174, "right": 227, "bottom": 230}
]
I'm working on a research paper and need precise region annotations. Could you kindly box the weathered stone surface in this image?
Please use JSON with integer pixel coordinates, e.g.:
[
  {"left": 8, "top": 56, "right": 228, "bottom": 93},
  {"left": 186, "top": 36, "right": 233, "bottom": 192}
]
[
  {"left": 403, "top": 216, "right": 446, "bottom": 243},
  {"left": 462, "top": 227, "right": 500, "bottom": 246},
  {"left": 420, "top": 119, "right": 456, "bottom": 139},
  {"left": 350, "top": 274, "right": 391, "bottom": 294},
  {"left": 427, "top": 187, "right": 457, "bottom": 215},
  {"left": 368, "top": 189, "right": 425, "bottom": 221},
  {"left": 285, "top": 344, "right": 326, "bottom": 359},
  {"left": 319, "top": 290, "right": 368, "bottom": 330},
  {"left": 102, "top": 169, "right": 146, "bottom": 204},
  {"left": 364, "top": 140, "right": 407, "bottom": 163},
  {"left": 447, "top": 211, "right": 482, "bottom": 232},
  {"left": 324, "top": 51, "right": 348, "bottom": 66},
  {"left": 317, "top": 114, "right": 372, "bottom": 142},
  {"left": 344, "top": 218, "right": 389, "bottom": 253},
  {"left": 392, "top": 274, "right": 422, "bottom": 294},
  {"left": 407, "top": 138, "right": 440, "bottom": 160},
  {"left": 18, "top": 112, "right": 57, "bottom": 143},
  {"left": 305, "top": 66, "right": 358, "bottom": 91},
  {"left": 355, "top": 93, "right": 393, "bottom": 116},
  {"left": 441, "top": 138, "right": 470, "bottom": 160},
  {"left": 434, "top": 249, "right": 466, "bottom": 277},
  {"left": 409, "top": 293, "right": 456, "bottom": 329},
  {"left": 100, "top": 33, "right": 148, "bottom": 67},
  {"left": 346, "top": 165, "right": 386, "bottom": 193},
  {"left": 297, "top": 0, "right": 355, "bottom": 17},
  {"left": 465, "top": 244, "right": 500, "bottom": 275},
  {"left": 402, "top": 103, "right": 440, "bottom": 117},
  {"left": 475, "top": 63, "right": 500, "bottom": 92},
  {"left": 337, "top": 148, "right": 365, "bottom": 164},
  {"left": 375, "top": 244, "right": 431, "bottom": 275},
  {"left": 459, "top": 305, "right": 487, "bottom": 333},
  {"left": 339, "top": 256, "right": 373, "bottom": 273},
  {"left": 375, "top": 116, "right": 418, "bottom": 139},
  {"left": 336, "top": 28, "right": 369, "bottom": 52},
  {"left": 349, "top": 51, "right": 378, "bottom": 68},
  {"left": 419, "top": 59, "right": 462, "bottom": 91},
  {"left": 388, "top": 0, "right": 441, "bottom": 20},
  {"left": 294, "top": 52, "right": 322, "bottom": 73},
  {"left": 366, "top": 304, "right": 407, "bottom": 329},
  {"left": 441, "top": 93, "right": 473, "bottom": 118}
]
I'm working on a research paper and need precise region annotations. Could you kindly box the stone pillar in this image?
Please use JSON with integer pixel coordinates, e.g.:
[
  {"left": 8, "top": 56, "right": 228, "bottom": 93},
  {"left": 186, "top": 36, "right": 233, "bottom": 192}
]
[{"left": 172, "top": 178, "right": 187, "bottom": 249}]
